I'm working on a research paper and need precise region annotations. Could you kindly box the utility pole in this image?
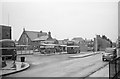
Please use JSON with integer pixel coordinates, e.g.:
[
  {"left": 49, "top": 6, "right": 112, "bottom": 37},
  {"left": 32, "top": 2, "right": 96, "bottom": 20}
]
[
  {"left": 117, "top": 36, "right": 120, "bottom": 58},
  {"left": 118, "top": 2, "right": 120, "bottom": 58},
  {"left": 8, "top": 13, "right": 9, "bottom": 26}
]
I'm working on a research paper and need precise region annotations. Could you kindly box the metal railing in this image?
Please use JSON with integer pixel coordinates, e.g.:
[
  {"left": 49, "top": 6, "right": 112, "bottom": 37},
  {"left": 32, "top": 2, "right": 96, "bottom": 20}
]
[{"left": 109, "top": 57, "right": 120, "bottom": 79}]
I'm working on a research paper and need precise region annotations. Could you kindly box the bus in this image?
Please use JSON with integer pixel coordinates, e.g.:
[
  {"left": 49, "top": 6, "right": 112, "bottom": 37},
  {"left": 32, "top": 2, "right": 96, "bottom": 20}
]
[
  {"left": 67, "top": 45, "right": 80, "bottom": 54},
  {"left": 0, "top": 39, "right": 17, "bottom": 60},
  {"left": 38, "top": 44, "right": 57, "bottom": 54}
]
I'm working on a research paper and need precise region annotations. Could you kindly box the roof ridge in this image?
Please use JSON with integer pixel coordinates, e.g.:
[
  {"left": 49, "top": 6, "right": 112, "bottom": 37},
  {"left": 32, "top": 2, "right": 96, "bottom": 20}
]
[
  {"left": 25, "top": 30, "right": 47, "bottom": 34},
  {"left": 25, "top": 30, "right": 41, "bottom": 33},
  {"left": 24, "top": 30, "right": 48, "bottom": 41}
]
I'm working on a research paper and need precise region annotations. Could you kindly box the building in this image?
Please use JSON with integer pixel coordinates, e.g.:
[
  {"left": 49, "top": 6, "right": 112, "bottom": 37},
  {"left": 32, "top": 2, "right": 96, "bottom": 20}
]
[
  {"left": 72, "top": 37, "right": 84, "bottom": 44},
  {"left": 18, "top": 28, "right": 47, "bottom": 45},
  {"left": 18, "top": 28, "right": 58, "bottom": 49},
  {"left": 71, "top": 37, "right": 93, "bottom": 52},
  {"left": 58, "top": 39, "right": 69, "bottom": 45},
  {"left": 94, "top": 35, "right": 112, "bottom": 51},
  {"left": 84, "top": 39, "right": 94, "bottom": 51},
  {"left": 0, "top": 25, "right": 11, "bottom": 40}
]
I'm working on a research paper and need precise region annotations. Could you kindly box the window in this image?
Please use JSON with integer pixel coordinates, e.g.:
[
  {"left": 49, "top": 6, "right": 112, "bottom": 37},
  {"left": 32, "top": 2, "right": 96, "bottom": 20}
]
[{"left": 2, "top": 41, "right": 15, "bottom": 47}]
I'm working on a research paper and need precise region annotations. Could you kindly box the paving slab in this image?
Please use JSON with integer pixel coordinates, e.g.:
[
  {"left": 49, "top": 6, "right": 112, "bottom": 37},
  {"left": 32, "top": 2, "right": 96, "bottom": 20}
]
[
  {"left": 0, "top": 61, "right": 30, "bottom": 76},
  {"left": 89, "top": 65, "right": 109, "bottom": 77}
]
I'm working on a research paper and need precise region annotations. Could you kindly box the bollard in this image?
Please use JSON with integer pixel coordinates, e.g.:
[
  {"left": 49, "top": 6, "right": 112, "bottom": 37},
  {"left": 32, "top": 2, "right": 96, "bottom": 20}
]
[
  {"left": 21, "top": 57, "right": 25, "bottom": 68},
  {"left": 21, "top": 57, "right": 25, "bottom": 62}
]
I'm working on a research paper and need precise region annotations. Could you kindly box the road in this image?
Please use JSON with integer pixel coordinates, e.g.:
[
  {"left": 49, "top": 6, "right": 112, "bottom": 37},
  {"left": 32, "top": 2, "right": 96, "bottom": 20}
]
[{"left": 6, "top": 52, "right": 108, "bottom": 77}]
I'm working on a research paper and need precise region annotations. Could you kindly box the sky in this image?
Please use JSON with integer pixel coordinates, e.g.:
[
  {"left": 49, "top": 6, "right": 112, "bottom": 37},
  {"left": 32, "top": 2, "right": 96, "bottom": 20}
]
[{"left": 1, "top": 0, "right": 119, "bottom": 42}]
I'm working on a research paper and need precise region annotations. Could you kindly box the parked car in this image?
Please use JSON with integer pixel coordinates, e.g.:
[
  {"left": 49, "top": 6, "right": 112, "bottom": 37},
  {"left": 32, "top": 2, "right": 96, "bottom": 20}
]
[
  {"left": 102, "top": 48, "right": 117, "bottom": 61},
  {"left": 0, "top": 39, "right": 17, "bottom": 60}
]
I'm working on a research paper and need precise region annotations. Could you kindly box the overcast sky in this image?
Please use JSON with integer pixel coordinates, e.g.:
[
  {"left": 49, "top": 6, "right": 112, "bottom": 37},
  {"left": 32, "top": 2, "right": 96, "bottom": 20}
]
[{"left": 1, "top": 0, "right": 119, "bottom": 42}]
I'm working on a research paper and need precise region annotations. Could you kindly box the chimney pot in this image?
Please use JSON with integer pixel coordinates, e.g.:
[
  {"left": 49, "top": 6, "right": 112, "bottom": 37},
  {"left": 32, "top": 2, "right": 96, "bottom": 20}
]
[{"left": 40, "top": 31, "right": 42, "bottom": 33}]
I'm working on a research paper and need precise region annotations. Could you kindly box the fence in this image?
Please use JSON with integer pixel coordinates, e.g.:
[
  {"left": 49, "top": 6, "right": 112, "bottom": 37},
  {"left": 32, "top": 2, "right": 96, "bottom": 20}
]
[
  {"left": 109, "top": 57, "right": 120, "bottom": 79},
  {"left": 16, "top": 45, "right": 33, "bottom": 55},
  {"left": 17, "top": 50, "right": 33, "bottom": 55}
]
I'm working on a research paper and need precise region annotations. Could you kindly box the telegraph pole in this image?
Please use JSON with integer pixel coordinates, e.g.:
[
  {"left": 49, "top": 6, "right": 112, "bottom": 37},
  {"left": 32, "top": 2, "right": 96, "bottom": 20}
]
[
  {"left": 117, "top": 36, "right": 120, "bottom": 58},
  {"left": 118, "top": 2, "right": 120, "bottom": 58},
  {"left": 8, "top": 13, "right": 9, "bottom": 26}
]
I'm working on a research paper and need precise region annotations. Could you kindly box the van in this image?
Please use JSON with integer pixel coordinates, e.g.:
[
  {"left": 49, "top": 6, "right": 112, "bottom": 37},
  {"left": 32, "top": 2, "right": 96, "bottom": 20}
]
[
  {"left": 102, "top": 48, "right": 117, "bottom": 61},
  {"left": 0, "top": 39, "right": 17, "bottom": 60}
]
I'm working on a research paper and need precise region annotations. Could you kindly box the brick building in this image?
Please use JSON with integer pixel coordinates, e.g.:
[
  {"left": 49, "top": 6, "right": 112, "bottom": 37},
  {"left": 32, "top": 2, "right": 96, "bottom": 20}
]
[
  {"left": 71, "top": 37, "right": 88, "bottom": 52},
  {"left": 94, "top": 35, "right": 112, "bottom": 51},
  {"left": 72, "top": 37, "right": 94, "bottom": 52},
  {"left": 58, "top": 39, "right": 69, "bottom": 45},
  {"left": 18, "top": 28, "right": 58, "bottom": 48}
]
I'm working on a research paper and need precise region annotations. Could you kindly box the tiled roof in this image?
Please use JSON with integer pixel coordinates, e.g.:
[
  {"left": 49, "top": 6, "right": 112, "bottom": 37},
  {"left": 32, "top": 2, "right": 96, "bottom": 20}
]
[
  {"left": 72, "top": 37, "right": 84, "bottom": 42},
  {"left": 45, "top": 38, "right": 57, "bottom": 42},
  {"left": 25, "top": 31, "right": 47, "bottom": 41},
  {"left": 33, "top": 35, "right": 48, "bottom": 41}
]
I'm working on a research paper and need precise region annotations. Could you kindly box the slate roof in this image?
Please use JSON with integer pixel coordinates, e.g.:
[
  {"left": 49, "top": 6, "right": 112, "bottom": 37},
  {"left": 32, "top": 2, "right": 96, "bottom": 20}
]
[
  {"left": 25, "top": 31, "right": 47, "bottom": 41},
  {"left": 72, "top": 37, "right": 84, "bottom": 41},
  {"left": 44, "top": 38, "right": 57, "bottom": 42},
  {"left": 33, "top": 35, "right": 49, "bottom": 41}
]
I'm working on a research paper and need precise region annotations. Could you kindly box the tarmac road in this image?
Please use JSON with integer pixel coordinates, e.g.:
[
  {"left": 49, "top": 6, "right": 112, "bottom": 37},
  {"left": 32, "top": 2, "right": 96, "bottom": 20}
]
[{"left": 5, "top": 52, "right": 108, "bottom": 77}]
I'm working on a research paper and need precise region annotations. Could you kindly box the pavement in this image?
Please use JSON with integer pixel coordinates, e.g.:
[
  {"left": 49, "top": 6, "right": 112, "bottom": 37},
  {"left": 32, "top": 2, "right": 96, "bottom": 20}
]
[
  {"left": 86, "top": 64, "right": 119, "bottom": 79},
  {"left": 89, "top": 64, "right": 109, "bottom": 77},
  {"left": 69, "top": 52, "right": 100, "bottom": 58},
  {"left": 0, "top": 60, "right": 30, "bottom": 76},
  {"left": 87, "top": 60, "right": 120, "bottom": 79}
]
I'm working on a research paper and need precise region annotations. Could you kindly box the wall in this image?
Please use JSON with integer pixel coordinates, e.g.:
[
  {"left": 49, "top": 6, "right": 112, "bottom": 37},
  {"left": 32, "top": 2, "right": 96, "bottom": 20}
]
[
  {"left": 79, "top": 43, "right": 88, "bottom": 52},
  {"left": 18, "top": 31, "right": 31, "bottom": 45},
  {"left": 94, "top": 35, "right": 112, "bottom": 51}
]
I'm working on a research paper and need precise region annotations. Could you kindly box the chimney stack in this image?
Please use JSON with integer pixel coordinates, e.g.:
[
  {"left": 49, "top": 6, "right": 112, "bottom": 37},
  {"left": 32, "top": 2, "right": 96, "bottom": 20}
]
[
  {"left": 40, "top": 31, "right": 42, "bottom": 33},
  {"left": 48, "top": 31, "right": 52, "bottom": 39}
]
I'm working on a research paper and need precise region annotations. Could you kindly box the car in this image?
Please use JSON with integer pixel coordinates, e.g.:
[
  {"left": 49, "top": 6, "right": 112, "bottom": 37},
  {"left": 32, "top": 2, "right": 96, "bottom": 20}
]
[
  {"left": 0, "top": 39, "right": 17, "bottom": 60},
  {"left": 102, "top": 48, "right": 117, "bottom": 61}
]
